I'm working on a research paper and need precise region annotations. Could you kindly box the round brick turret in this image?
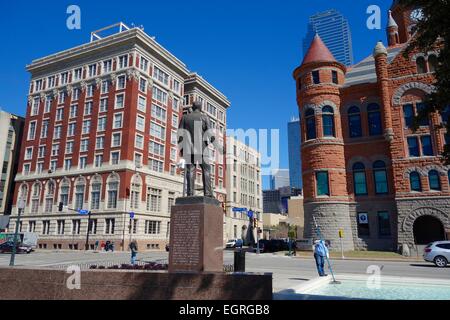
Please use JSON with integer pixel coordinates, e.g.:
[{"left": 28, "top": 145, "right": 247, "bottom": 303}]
[{"left": 293, "top": 34, "right": 355, "bottom": 250}]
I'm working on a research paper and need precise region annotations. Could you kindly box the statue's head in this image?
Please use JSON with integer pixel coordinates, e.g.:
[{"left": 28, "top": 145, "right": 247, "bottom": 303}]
[{"left": 192, "top": 100, "right": 202, "bottom": 111}]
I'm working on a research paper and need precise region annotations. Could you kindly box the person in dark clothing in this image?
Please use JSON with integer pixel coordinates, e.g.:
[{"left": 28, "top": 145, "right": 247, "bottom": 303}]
[{"left": 129, "top": 241, "right": 138, "bottom": 265}]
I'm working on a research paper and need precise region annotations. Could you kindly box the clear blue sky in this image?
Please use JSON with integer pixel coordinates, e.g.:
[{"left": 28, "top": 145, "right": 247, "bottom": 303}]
[{"left": 0, "top": 0, "right": 392, "bottom": 189}]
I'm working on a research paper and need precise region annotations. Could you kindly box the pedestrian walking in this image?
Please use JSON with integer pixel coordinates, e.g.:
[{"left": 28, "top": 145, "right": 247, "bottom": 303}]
[
  {"left": 129, "top": 241, "right": 138, "bottom": 265},
  {"left": 313, "top": 239, "right": 329, "bottom": 277}
]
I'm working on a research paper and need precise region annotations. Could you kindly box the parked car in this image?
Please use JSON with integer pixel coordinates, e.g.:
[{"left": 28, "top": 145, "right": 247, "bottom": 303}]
[
  {"left": 0, "top": 241, "right": 33, "bottom": 254},
  {"left": 225, "top": 239, "right": 243, "bottom": 249},
  {"left": 423, "top": 241, "right": 450, "bottom": 267},
  {"left": 254, "top": 239, "right": 269, "bottom": 253}
]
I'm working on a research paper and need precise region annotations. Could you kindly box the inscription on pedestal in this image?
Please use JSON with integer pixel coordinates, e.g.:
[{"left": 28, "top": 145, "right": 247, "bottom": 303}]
[{"left": 171, "top": 209, "right": 201, "bottom": 267}]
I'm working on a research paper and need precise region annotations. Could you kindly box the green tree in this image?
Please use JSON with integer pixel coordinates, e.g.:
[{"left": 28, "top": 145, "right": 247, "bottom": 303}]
[{"left": 399, "top": 0, "right": 450, "bottom": 163}]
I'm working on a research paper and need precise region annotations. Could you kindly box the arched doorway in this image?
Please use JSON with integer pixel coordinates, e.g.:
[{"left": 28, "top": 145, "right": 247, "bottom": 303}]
[{"left": 413, "top": 215, "right": 445, "bottom": 245}]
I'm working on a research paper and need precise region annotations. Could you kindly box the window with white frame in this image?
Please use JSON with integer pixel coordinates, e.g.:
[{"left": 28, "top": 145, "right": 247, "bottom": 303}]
[
  {"left": 72, "top": 88, "right": 80, "bottom": 101},
  {"left": 103, "top": 60, "right": 112, "bottom": 73},
  {"left": 135, "top": 135, "right": 144, "bottom": 149},
  {"left": 140, "top": 57, "right": 149, "bottom": 72},
  {"left": 136, "top": 115, "right": 145, "bottom": 132},
  {"left": 41, "top": 120, "right": 49, "bottom": 138},
  {"left": 50, "top": 160, "right": 57, "bottom": 172},
  {"left": 47, "top": 76, "right": 55, "bottom": 88},
  {"left": 67, "top": 123, "right": 76, "bottom": 137},
  {"left": 130, "top": 178, "right": 141, "bottom": 209},
  {"left": 95, "top": 154, "right": 103, "bottom": 167},
  {"left": 170, "top": 147, "right": 177, "bottom": 161},
  {"left": 151, "top": 104, "right": 166, "bottom": 122},
  {"left": 146, "top": 188, "right": 162, "bottom": 212},
  {"left": 149, "top": 141, "right": 164, "bottom": 156},
  {"left": 38, "top": 146, "right": 46, "bottom": 158},
  {"left": 118, "top": 55, "right": 128, "bottom": 69},
  {"left": 88, "top": 64, "right": 97, "bottom": 78},
  {"left": 111, "top": 151, "right": 120, "bottom": 165},
  {"left": 96, "top": 136, "right": 105, "bottom": 150},
  {"left": 69, "top": 104, "right": 77, "bottom": 118},
  {"left": 82, "top": 120, "right": 91, "bottom": 134},
  {"left": 173, "top": 97, "right": 179, "bottom": 111},
  {"left": 90, "top": 181, "right": 101, "bottom": 210},
  {"left": 65, "top": 141, "right": 74, "bottom": 154},
  {"left": 145, "top": 220, "right": 161, "bottom": 234},
  {"left": 34, "top": 79, "right": 43, "bottom": 92},
  {"left": 58, "top": 92, "right": 66, "bottom": 104},
  {"left": 138, "top": 96, "right": 146, "bottom": 112},
  {"left": 51, "top": 144, "right": 59, "bottom": 156},
  {"left": 57, "top": 220, "right": 65, "bottom": 235},
  {"left": 44, "top": 96, "right": 52, "bottom": 113},
  {"left": 150, "top": 122, "right": 165, "bottom": 140},
  {"left": 107, "top": 181, "right": 118, "bottom": 209},
  {"left": 64, "top": 159, "right": 72, "bottom": 171},
  {"left": 152, "top": 86, "right": 168, "bottom": 104},
  {"left": 100, "top": 98, "right": 108, "bottom": 112},
  {"left": 172, "top": 114, "right": 179, "bottom": 127},
  {"left": 149, "top": 158, "right": 163, "bottom": 173},
  {"left": 31, "top": 97, "right": 40, "bottom": 116},
  {"left": 101, "top": 80, "right": 109, "bottom": 94},
  {"left": 113, "top": 113, "right": 123, "bottom": 129},
  {"left": 25, "top": 147, "right": 33, "bottom": 160},
  {"left": 112, "top": 132, "right": 121, "bottom": 147},
  {"left": 73, "top": 68, "right": 82, "bottom": 81},
  {"left": 117, "top": 75, "right": 126, "bottom": 90},
  {"left": 171, "top": 130, "right": 177, "bottom": 145},
  {"left": 139, "top": 78, "right": 147, "bottom": 93},
  {"left": 23, "top": 163, "right": 31, "bottom": 175},
  {"left": 60, "top": 72, "right": 69, "bottom": 85},
  {"left": 153, "top": 66, "right": 169, "bottom": 85},
  {"left": 173, "top": 79, "right": 180, "bottom": 94},
  {"left": 97, "top": 117, "right": 107, "bottom": 132},
  {"left": 135, "top": 153, "right": 143, "bottom": 167},
  {"left": 207, "top": 103, "right": 217, "bottom": 117},
  {"left": 79, "top": 156, "right": 87, "bottom": 169},
  {"left": 86, "top": 84, "right": 94, "bottom": 97},
  {"left": 53, "top": 126, "right": 62, "bottom": 139},
  {"left": 115, "top": 94, "right": 125, "bottom": 109},
  {"left": 80, "top": 139, "right": 89, "bottom": 152},
  {"left": 36, "top": 162, "right": 44, "bottom": 174},
  {"left": 74, "top": 180, "right": 85, "bottom": 210},
  {"left": 56, "top": 108, "right": 64, "bottom": 121},
  {"left": 105, "top": 218, "right": 115, "bottom": 234},
  {"left": 84, "top": 101, "right": 93, "bottom": 115}
]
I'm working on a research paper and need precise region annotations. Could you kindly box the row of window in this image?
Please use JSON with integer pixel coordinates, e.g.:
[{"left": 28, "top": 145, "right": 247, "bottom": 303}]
[
  {"left": 23, "top": 218, "right": 163, "bottom": 236},
  {"left": 32, "top": 54, "right": 182, "bottom": 95},
  {"left": 409, "top": 170, "right": 450, "bottom": 192},
  {"left": 298, "top": 70, "right": 339, "bottom": 90}
]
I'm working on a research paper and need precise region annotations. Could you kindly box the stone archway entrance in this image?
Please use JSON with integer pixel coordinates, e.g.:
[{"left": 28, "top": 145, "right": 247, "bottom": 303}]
[{"left": 413, "top": 215, "right": 446, "bottom": 245}]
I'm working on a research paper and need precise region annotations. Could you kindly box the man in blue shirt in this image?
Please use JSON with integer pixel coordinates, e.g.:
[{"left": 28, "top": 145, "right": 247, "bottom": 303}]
[{"left": 314, "top": 240, "right": 329, "bottom": 277}]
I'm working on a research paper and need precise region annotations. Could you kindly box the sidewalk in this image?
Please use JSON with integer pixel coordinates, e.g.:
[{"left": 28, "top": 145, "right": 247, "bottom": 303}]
[{"left": 272, "top": 251, "right": 424, "bottom": 263}]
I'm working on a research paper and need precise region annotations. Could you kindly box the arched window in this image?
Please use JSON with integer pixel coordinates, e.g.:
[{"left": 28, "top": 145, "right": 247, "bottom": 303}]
[
  {"left": 90, "top": 176, "right": 102, "bottom": 210},
  {"left": 373, "top": 161, "right": 388, "bottom": 195},
  {"left": 367, "top": 103, "right": 383, "bottom": 136},
  {"left": 59, "top": 179, "right": 70, "bottom": 206},
  {"left": 353, "top": 162, "right": 367, "bottom": 196},
  {"left": 428, "top": 55, "right": 438, "bottom": 73},
  {"left": 322, "top": 106, "right": 335, "bottom": 137},
  {"left": 305, "top": 108, "right": 316, "bottom": 140},
  {"left": 348, "top": 106, "right": 362, "bottom": 138},
  {"left": 19, "top": 184, "right": 28, "bottom": 202},
  {"left": 45, "top": 181, "right": 55, "bottom": 213},
  {"left": 130, "top": 175, "right": 142, "bottom": 209},
  {"left": 31, "top": 183, "right": 41, "bottom": 214},
  {"left": 74, "top": 178, "right": 86, "bottom": 211},
  {"left": 416, "top": 56, "right": 427, "bottom": 74},
  {"left": 409, "top": 172, "right": 422, "bottom": 192},
  {"left": 428, "top": 170, "right": 441, "bottom": 191},
  {"left": 107, "top": 174, "right": 119, "bottom": 209}
]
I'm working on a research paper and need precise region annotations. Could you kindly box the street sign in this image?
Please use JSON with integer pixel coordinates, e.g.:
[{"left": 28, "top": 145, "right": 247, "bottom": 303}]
[
  {"left": 79, "top": 209, "right": 89, "bottom": 215},
  {"left": 247, "top": 210, "right": 254, "bottom": 219},
  {"left": 130, "top": 212, "right": 135, "bottom": 219},
  {"left": 358, "top": 213, "right": 369, "bottom": 224},
  {"left": 232, "top": 207, "right": 247, "bottom": 212},
  {"left": 339, "top": 229, "right": 344, "bottom": 238}
]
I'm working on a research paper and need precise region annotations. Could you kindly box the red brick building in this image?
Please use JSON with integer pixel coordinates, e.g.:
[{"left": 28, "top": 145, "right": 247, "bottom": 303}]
[
  {"left": 10, "top": 24, "right": 229, "bottom": 251},
  {"left": 294, "top": 2, "right": 449, "bottom": 253}
]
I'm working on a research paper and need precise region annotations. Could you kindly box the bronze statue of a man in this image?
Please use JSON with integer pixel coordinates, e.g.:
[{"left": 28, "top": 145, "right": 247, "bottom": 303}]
[{"left": 178, "top": 101, "right": 218, "bottom": 198}]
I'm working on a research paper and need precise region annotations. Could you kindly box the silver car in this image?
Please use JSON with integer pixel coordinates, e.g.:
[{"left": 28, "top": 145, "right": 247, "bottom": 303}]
[{"left": 423, "top": 241, "right": 450, "bottom": 268}]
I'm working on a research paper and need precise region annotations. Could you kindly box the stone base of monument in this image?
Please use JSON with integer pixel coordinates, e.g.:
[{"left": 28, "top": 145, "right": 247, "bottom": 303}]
[{"left": 168, "top": 196, "right": 223, "bottom": 273}]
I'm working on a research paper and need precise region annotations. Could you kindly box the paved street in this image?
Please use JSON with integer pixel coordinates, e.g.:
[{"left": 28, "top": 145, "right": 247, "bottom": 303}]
[{"left": 1, "top": 250, "right": 448, "bottom": 293}]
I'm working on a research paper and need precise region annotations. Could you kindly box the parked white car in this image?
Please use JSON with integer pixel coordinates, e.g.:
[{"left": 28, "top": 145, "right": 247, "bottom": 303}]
[
  {"left": 423, "top": 241, "right": 450, "bottom": 267},
  {"left": 225, "top": 239, "right": 243, "bottom": 249}
]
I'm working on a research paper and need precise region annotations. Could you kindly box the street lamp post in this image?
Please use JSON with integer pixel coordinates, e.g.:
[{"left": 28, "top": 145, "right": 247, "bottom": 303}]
[
  {"left": 85, "top": 211, "right": 92, "bottom": 250},
  {"left": 122, "top": 164, "right": 141, "bottom": 251},
  {"left": 9, "top": 199, "right": 26, "bottom": 267}
]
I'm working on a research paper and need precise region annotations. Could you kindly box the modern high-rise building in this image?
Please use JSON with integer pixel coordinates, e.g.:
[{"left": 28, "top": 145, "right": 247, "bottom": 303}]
[
  {"left": 303, "top": 9, "right": 354, "bottom": 66},
  {"left": 288, "top": 117, "right": 302, "bottom": 190},
  {"left": 270, "top": 169, "right": 290, "bottom": 190},
  {"left": 225, "top": 136, "right": 263, "bottom": 242},
  {"left": 10, "top": 23, "right": 230, "bottom": 251}
]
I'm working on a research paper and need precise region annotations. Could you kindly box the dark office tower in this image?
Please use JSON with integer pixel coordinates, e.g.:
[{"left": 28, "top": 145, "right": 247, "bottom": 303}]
[{"left": 288, "top": 118, "right": 302, "bottom": 190}]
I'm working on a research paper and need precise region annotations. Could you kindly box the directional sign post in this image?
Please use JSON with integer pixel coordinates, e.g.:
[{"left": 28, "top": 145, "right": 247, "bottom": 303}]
[
  {"left": 130, "top": 212, "right": 135, "bottom": 219},
  {"left": 79, "top": 209, "right": 89, "bottom": 215}
]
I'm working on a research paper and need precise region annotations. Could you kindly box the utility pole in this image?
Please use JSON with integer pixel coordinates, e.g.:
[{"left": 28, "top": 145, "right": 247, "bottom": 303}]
[
  {"left": 85, "top": 211, "right": 92, "bottom": 250},
  {"left": 9, "top": 199, "right": 25, "bottom": 267}
]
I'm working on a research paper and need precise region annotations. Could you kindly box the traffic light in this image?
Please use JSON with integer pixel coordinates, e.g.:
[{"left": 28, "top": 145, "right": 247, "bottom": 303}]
[{"left": 58, "top": 202, "right": 63, "bottom": 212}]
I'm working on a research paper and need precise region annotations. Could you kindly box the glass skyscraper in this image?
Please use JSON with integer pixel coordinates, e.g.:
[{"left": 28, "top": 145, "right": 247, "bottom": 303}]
[
  {"left": 288, "top": 118, "right": 302, "bottom": 190},
  {"left": 303, "top": 9, "right": 354, "bottom": 66}
]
